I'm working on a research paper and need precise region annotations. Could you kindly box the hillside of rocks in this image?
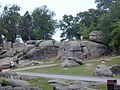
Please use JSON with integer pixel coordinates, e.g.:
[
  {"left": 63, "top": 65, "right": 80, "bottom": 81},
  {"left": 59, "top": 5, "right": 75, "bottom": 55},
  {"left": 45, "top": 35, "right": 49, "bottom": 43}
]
[{"left": 0, "top": 31, "right": 111, "bottom": 68}]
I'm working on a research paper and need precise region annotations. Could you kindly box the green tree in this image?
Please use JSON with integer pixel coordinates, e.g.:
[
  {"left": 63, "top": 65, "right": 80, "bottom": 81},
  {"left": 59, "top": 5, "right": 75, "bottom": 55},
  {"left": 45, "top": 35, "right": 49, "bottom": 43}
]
[
  {"left": 97, "top": 0, "right": 120, "bottom": 52},
  {"left": 95, "top": 0, "right": 118, "bottom": 10},
  {"left": 110, "top": 22, "right": 120, "bottom": 53},
  {"left": 19, "top": 11, "right": 33, "bottom": 41},
  {"left": 76, "top": 9, "right": 102, "bottom": 39},
  {"left": 59, "top": 15, "right": 77, "bottom": 41},
  {"left": 1, "top": 5, "right": 21, "bottom": 47},
  {"left": 32, "top": 5, "right": 56, "bottom": 40}
]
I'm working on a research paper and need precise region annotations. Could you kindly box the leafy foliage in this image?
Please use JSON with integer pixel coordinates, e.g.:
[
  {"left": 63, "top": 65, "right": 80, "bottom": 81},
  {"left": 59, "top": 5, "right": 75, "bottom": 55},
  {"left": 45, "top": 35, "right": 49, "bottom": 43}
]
[
  {"left": 19, "top": 11, "right": 33, "bottom": 41},
  {"left": 1, "top": 5, "right": 21, "bottom": 45},
  {"left": 32, "top": 5, "right": 57, "bottom": 40}
]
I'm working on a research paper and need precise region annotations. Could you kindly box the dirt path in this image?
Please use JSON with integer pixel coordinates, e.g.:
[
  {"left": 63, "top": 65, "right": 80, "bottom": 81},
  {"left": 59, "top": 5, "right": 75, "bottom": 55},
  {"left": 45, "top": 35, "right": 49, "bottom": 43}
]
[
  {"left": 14, "top": 64, "right": 59, "bottom": 71},
  {"left": 16, "top": 72, "right": 120, "bottom": 85},
  {"left": 14, "top": 57, "right": 120, "bottom": 85}
]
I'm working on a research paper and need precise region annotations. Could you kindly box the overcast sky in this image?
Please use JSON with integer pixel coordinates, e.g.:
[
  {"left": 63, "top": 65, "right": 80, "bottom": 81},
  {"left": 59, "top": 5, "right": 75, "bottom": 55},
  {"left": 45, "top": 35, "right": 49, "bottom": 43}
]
[{"left": 0, "top": 0, "right": 96, "bottom": 41}]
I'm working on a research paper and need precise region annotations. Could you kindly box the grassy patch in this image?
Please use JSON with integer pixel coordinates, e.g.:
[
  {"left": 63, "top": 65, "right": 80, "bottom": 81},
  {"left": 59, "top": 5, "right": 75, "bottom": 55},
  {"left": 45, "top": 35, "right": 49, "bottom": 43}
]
[
  {"left": 28, "top": 77, "right": 108, "bottom": 90},
  {"left": 21, "top": 56, "right": 120, "bottom": 77},
  {"left": 28, "top": 77, "right": 53, "bottom": 90},
  {"left": 89, "top": 84, "right": 107, "bottom": 90}
]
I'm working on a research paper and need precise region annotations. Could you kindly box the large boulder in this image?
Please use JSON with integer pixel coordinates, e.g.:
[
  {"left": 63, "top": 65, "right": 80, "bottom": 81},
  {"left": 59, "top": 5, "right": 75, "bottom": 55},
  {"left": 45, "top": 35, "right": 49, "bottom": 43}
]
[
  {"left": 0, "top": 49, "right": 16, "bottom": 58},
  {"left": 39, "top": 40, "right": 54, "bottom": 47},
  {"left": 61, "top": 57, "right": 83, "bottom": 67},
  {"left": 0, "top": 57, "right": 11, "bottom": 68},
  {"left": 7, "top": 79, "right": 30, "bottom": 87},
  {"left": 93, "top": 64, "right": 113, "bottom": 77},
  {"left": 110, "top": 64, "right": 120, "bottom": 75},
  {"left": 61, "top": 60, "right": 80, "bottom": 67},
  {"left": 24, "top": 40, "right": 59, "bottom": 60},
  {"left": 89, "top": 31, "right": 102, "bottom": 42},
  {"left": 23, "top": 44, "right": 35, "bottom": 54},
  {"left": 13, "top": 43, "right": 26, "bottom": 52},
  {"left": 58, "top": 40, "right": 110, "bottom": 61}
]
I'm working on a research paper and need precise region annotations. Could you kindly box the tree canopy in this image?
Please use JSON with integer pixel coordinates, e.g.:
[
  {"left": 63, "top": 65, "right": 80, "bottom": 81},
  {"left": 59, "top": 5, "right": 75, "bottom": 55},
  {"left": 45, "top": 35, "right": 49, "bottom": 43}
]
[{"left": 0, "top": 1, "right": 120, "bottom": 53}]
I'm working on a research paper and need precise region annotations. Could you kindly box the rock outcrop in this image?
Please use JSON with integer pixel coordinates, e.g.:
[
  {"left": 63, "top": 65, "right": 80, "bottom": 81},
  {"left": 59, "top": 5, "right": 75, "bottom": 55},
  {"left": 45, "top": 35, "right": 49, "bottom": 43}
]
[
  {"left": 0, "top": 40, "right": 60, "bottom": 68},
  {"left": 24, "top": 40, "right": 60, "bottom": 60},
  {"left": 58, "top": 40, "right": 110, "bottom": 62}
]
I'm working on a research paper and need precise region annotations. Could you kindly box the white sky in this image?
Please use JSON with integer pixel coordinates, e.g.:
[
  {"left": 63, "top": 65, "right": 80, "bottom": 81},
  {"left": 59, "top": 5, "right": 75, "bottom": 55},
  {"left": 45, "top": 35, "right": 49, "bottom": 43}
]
[{"left": 0, "top": 0, "right": 96, "bottom": 41}]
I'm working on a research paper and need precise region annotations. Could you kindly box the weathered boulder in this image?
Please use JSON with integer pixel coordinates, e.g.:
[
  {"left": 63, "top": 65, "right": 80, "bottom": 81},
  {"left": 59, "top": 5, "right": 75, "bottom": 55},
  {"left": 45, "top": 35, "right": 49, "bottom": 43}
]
[
  {"left": 19, "top": 59, "right": 31, "bottom": 66},
  {"left": 93, "top": 64, "right": 113, "bottom": 77},
  {"left": 0, "top": 49, "right": 16, "bottom": 58},
  {"left": 110, "top": 64, "right": 120, "bottom": 75},
  {"left": 0, "top": 57, "right": 12, "bottom": 69},
  {"left": 89, "top": 31, "right": 102, "bottom": 42},
  {"left": 39, "top": 40, "right": 55, "bottom": 47},
  {"left": 58, "top": 40, "right": 110, "bottom": 62},
  {"left": 24, "top": 48, "right": 42, "bottom": 60},
  {"left": 23, "top": 44, "right": 35, "bottom": 54},
  {"left": 61, "top": 59, "right": 80, "bottom": 67},
  {"left": 20, "top": 75, "right": 37, "bottom": 80},
  {"left": 61, "top": 57, "right": 84, "bottom": 67},
  {"left": 7, "top": 79, "right": 30, "bottom": 87},
  {"left": 25, "top": 40, "right": 59, "bottom": 60},
  {"left": 13, "top": 43, "right": 26, "bottom": 52}
]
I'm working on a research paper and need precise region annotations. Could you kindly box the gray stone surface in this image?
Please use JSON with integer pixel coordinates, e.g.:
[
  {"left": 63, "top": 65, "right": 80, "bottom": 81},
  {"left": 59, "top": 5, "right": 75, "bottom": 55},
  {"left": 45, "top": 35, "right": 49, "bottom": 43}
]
[
  {"left": 0, "top": 49, "right": 16, "bottom": 58},
  {"left": 25, "top": 40, "right": 59, "bottom": 60},
  {"left": 13, "top": 43, "right": 26, "bottom": 52},
  {"left": 61, "top": 60, "right": 80, "bottom": 67},
  {"left": 58, "top": 40, "right": 110, "bottom": 65},
  {"left": 7, "top": 79, "right": 30, "bottom": 87},
  {"left": 110, "top": 64, "right": 120, "bottom": 75},
  {"left": 93, "top": 64, "right": 113, "bottom": 77},
  {"left": 61, "top": 57, "right": 84, "bottom": 67},
  {"left": 89, "top": 31, "right": 102, "bottom": 42}
]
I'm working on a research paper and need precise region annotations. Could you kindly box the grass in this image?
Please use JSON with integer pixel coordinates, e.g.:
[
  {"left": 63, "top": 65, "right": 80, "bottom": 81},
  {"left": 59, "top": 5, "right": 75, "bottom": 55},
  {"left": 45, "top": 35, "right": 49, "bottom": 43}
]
[
  {"left": 19, "top": 56, "right": 120, "bottom": 90},
  {"left": 89, "top": 84, "right": 107, "bottom": 90},
  {"left": 28, "top": 77, "right": 53, "bottom": 90},
  {"left": 28, "top": 77, "right": 108, "bottom": 90},
  {"left": 21, "top": 56, "right": 120, "bottom": 77}
]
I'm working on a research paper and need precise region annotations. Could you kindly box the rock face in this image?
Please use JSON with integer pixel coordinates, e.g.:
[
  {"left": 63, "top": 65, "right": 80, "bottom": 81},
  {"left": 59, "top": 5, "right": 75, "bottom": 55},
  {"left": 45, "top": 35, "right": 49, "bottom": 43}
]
[
  {"left": 0, "top": 39, "right": 110, "bottom": 68},
  {"left": 93, "top": 64, "right": 113, "bottom": 77},
  {"left": 25, "top": 40, "right": 60, "bottom": 60},
  {"left": 58, "top": 40, "right": 110, "bottom": 61},
  {"left": 110, "top": 64, "right": 120, "bottom": 75}
]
